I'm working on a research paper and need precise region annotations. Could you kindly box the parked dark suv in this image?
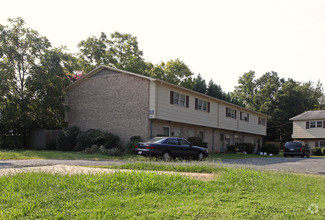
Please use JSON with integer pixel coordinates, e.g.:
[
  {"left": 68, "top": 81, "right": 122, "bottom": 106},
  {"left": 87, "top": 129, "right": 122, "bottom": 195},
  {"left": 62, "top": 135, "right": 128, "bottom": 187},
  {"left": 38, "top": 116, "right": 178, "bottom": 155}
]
[{"left": 283, "top": 141, "right": 310, "bottom": 158}]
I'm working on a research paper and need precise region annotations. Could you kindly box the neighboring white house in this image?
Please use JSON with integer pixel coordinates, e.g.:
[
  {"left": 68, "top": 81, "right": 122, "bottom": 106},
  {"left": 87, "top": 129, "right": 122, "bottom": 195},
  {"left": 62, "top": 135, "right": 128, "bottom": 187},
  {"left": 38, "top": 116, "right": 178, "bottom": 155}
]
[
  {"left": 64, "top": 65, "right": 268, "bottom": 153},
  {"left": 290, "top": 110, "right": 325, "bottom": 148}
]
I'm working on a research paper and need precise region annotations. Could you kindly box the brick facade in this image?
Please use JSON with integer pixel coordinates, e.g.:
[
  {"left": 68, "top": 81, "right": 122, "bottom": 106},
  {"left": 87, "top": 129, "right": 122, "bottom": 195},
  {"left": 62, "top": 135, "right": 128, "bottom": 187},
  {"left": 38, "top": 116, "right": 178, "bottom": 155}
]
[{"left": 66, "top": 69, "right": 150, "bottom": 145}]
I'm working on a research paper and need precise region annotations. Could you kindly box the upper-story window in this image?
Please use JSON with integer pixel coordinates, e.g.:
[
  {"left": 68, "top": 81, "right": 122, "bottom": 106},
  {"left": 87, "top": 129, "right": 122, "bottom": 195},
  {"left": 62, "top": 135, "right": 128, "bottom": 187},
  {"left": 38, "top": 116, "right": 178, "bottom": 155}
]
[
  {"left": 240, "top": 112, "right": 249, "bottom": 122},
  {"left": 226, "top": 107, "right": 236, "bottom": 119},
  {"left": 306, "top": 121, "right": 324, "bottom": 129},
  {"left": 195, "top": 98, "right": 210, "bottom": 112},
  {"left": 258, "top": 117, "right": 266, "bottom": 126},
  {"left": 170, "top": 91, "right": 189, "bottom": 108}
]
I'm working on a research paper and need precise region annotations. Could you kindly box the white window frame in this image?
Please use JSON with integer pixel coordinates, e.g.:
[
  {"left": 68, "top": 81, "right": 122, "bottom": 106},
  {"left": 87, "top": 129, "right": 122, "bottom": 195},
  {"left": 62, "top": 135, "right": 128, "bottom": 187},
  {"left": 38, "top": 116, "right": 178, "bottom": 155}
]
[
  {"left": 226, "top": 107, "right": 236, "bottom": 119},
  {"left": 258, "top": 117, "right": 266, "bottom": 126},
  {"left": 310, "top": 121, "right": 316, "bottom": 128},
  {"left": 173, "top": 92, "right": 187, "bottom": 107},
  {"left": 317, "top": 121, "right": 323, "bottom": 128},
  {"left": 240, "top": 112, "right": 249, "bottom": 122},
  {"left": 197, "top": 99, "right": 208, "bottom": 112},
  {"left": 180, "top": 94, "right": 185, "bottom": 106},
  {"left": 320, "top": 141, "right": 325, "bottom": 147},
  {"left": 173, "top": 93, "right": 179, "bottom": 105}
]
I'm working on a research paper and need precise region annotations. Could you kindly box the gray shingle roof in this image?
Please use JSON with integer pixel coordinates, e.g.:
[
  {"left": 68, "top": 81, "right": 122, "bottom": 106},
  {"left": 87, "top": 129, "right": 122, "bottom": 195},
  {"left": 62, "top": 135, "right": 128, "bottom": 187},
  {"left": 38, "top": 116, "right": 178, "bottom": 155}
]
[{"left": 290, "top": 110, "right": 325, "bottom": 121}]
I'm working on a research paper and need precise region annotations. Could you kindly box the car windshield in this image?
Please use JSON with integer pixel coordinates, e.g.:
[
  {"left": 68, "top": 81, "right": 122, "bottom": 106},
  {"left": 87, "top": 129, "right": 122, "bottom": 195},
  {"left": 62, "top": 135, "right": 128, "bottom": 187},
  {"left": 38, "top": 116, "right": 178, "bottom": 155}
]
[
  {"left": 147, "top": 137, "right": 167, "bottom": 143},
  {"left": 285, "top": 142, "right": 302, "bottom": 148}
]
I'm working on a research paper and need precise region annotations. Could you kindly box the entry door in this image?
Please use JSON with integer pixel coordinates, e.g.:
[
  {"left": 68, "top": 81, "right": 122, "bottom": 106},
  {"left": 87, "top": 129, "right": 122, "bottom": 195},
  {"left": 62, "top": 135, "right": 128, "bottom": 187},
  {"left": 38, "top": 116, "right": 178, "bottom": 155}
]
[{"left": 220, "top": 134, "right": 224, "bottom": 153}]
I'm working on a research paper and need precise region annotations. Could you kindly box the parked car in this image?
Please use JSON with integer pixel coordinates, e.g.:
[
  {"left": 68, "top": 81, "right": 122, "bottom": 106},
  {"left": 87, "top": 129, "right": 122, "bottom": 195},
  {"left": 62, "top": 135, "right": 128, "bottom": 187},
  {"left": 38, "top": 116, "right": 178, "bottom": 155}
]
[
  {"left": 132, "top": 137, "right": 208, "bottom": 160},
  {"left": 283, "top": 141, "right": 310, "bottom": 158}
]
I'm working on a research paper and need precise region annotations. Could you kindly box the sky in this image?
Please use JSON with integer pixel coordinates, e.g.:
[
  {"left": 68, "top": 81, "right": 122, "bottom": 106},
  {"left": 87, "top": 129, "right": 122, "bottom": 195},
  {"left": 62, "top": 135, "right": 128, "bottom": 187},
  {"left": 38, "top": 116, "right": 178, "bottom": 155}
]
[{"left": 1, "top": 0, "right": 325, "bottom": 92}]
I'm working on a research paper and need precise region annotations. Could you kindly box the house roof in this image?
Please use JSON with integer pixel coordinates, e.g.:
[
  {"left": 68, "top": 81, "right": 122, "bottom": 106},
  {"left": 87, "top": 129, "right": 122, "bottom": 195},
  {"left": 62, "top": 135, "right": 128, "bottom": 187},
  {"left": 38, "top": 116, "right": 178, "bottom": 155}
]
[
  {"left": 64, "top": 65, "right": 269, "bottom": 118},
  {"left": 290, "top": 110, "right": 325, "bottom": 121}
]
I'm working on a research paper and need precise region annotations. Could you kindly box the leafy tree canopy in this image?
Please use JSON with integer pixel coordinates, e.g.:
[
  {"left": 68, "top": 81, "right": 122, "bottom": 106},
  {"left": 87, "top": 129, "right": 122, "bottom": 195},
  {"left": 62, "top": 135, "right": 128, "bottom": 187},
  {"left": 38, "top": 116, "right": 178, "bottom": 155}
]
[
  {"left": 0, "top": 17, "right": 74, "bottom": 147},
  {"left": 234, "top": 71, "right": 325, "bottom": 143}
]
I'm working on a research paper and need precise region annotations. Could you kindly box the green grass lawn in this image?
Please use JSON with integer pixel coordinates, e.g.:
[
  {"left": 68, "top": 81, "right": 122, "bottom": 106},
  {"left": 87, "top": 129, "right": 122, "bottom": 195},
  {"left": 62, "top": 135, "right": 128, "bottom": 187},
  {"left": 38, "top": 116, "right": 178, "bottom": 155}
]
[
  {"left": 0, "top": 149, "right": 286, "bottom": 161},
  {"left": 0, "top": 149, "right": 137, "bottom": 160},
  {"left": 0, "top": 164, "right": 324, "bottom": 219}
]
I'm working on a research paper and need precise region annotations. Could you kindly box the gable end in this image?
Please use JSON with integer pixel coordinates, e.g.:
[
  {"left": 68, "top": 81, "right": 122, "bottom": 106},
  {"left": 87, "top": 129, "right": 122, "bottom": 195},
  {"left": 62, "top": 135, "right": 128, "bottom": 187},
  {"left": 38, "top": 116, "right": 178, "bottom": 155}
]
[{"left": 90, "top": 69, "right": 120, "bottom": 78}]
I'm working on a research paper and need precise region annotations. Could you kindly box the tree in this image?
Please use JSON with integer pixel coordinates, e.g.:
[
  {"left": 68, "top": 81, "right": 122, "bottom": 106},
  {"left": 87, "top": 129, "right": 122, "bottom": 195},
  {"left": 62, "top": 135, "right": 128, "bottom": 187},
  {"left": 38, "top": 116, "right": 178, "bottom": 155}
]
[
  {"left": 78, "top": 32, "right": 147, "bottom": 75},
  {"left": 192, "top": 74, "right": 206, "bottom": 94},
  {"left": 234, "top": 71, "right": 256, "bottom": 110},
  {"left": 206, "top": 79, "right": 224, "bottom": 99},
  {"left": 146, "top": 59, "right": 193, "bottom": 85},
  {"left": 234, "top": 70, "right": 325, "bottom": 143},
  {"left": 27, "top": 48, "right": 74, "bottom": 128},
  {"left": 0, "top": 18, "right": 74, "bottom": 147},
  {"left": 0, "top": 17, "right": 52, "bottom": 147}
]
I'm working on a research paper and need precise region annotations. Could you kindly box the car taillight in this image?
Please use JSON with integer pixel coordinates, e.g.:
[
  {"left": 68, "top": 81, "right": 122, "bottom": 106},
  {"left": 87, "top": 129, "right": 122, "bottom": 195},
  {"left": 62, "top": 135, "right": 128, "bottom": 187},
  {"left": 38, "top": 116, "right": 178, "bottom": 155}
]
[
  {"left": 283, "top": 148, "right": 285, "bottom": 151},
  {"left": 134, "top": 145, "right": 138, "bottom": 148},
  {"left": 300, "top": 147, "right": 303, "bottom": 151},
  {"left": 145, "top": 146, "right": 155, "bottom": 149}
]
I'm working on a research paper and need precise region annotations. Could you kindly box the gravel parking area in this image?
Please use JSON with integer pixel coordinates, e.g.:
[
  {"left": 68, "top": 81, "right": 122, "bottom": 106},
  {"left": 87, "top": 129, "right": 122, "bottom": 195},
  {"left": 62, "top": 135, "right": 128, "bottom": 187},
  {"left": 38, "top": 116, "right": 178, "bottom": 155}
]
[
  {"left": 218, "top": 157, "right": 325, "bottom": 175},
  {"left": 1, "top": 157, "right": 325, "bottom": 176}
]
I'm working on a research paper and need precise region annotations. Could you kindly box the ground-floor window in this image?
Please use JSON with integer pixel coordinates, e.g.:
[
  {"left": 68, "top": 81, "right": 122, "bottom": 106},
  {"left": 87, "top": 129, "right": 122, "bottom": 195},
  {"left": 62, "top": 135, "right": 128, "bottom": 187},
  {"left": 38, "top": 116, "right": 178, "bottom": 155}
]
[
  {"left": 198, "top": 131, "right": 204, "bottom": 140},
  {"left": 163, "top": 126, "right": 170, "bottom": 137},
  {"left": 320, "top": 141, "right": 325, "bottom": 147}
]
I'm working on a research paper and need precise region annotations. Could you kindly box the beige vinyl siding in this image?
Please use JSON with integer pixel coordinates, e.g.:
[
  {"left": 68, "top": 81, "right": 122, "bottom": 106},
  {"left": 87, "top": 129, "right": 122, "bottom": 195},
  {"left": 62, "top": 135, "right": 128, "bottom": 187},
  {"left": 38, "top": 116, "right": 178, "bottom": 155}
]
[
  {"left": 155, "top": 84, "right": 217, "bottom": 127},
  {"left": 152, "top": 82, "right": 267, "bottom": 136},
  {"left": 292, "top": 121, "right": 325, "bottom": 139},
  {"left": 218, "top": 104, "right": 238, "bottom": 131},
  {"left": 238, "top": 114, "right": 267, "bottom": 136},
  {"left": 149, "top": 81, "right": 157, "bottom": 118}
]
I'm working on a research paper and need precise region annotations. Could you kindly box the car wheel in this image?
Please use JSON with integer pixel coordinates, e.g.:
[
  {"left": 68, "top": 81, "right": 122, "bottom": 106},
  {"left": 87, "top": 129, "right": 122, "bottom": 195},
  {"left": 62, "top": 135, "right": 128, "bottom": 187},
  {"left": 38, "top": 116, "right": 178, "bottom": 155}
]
[
  {"left": 291, "top": 155, "right": 294, "bottom": 157},
  {"left": 301, "top": 155, "right": 304, "bottom": 158},
  {"left": 284, "top": 155, "right": 287, "bottom": 157},
  {"left": 197, "top": 152, "right": 204, "bottom": 161},
  {"left": 162, "top": 152, "right": 171, "bottom": 161}
]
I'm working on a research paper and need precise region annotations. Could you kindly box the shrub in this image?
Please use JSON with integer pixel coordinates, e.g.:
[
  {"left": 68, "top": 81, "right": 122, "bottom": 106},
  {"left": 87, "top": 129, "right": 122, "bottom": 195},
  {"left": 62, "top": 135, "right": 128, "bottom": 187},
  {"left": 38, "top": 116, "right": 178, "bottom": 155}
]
[
  {"left": 76, "top": 129, "right": 120, "bottom": 151},
  {"left": 227, "top": 145, "right": 238, "bottom": 153},
  {"left": 238, "top": 143, "right": 255, "bottom": 154},
  {"left": 84, "top": 145, "right": 101, "bottom": 154},
  {"left": 126, "top": 136, "right": 142, "bottom": 152},
  {"left": 312, "top": 147, "right": 323, "bottom": 156},
  {"left": 99, "top": 146, "right": 123, "bottom": 156},
  {"left": 57, "top": 126, "right": 81, "bottom": 151},
  {"left": 261, "top": 144, "right": 279, "bottom": 154},
  {"left": 187, "top": 137, "right": 206, "bottom": 148}
]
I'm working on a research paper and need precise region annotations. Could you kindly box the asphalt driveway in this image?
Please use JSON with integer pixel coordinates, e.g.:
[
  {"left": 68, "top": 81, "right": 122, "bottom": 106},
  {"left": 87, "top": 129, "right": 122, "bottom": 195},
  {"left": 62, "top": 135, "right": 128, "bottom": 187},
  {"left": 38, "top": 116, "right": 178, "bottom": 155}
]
[{"left": 1, "top": 157, "right": 325, "bottom": 175}]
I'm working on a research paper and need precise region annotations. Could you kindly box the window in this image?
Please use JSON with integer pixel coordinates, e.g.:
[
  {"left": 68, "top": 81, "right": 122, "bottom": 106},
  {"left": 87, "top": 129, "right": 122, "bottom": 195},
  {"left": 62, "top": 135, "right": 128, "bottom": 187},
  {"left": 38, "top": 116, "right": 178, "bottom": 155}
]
[
  {"left": 170, "top": 91, "right": 189, "bottom": 108},
  {"left": 180, "top": 94, "right": 185, "bottom": 106},
  {"left": 195, "top": 98, "right": 210, "bottom": 112},
  {"left": 320, "top": 141, "right": 325, "bottom": 147},
  {"left": 317, "top": 121, "right": 323, "bottom": 128},
  {"left": 167, "top": 138, "right": 179, "bottom": 145},
  {"left": 258, "top": 117, "right": 266, "bottom": 126},
  {"left": 306, "top": 121, "right": 325, "bottom": 129},
  {"left": 163, "top": 126, "right": 170, "bottom": 137},
  {"left": 240, "top": 112, "right": 249, "bottom": 122},
  {"left": 226, "top": 107, "right": 236, "bottom": 119},
  {"left": 174, "top": 93, "right": 179, "bottom": 105},
  {"left": 310, "top": 121, "right": 316, "bottom": 128},
  {"left": 179, "top": 139, "right": 191, "bottom": 146},
  {"left": 198, "top": 131, "right": 204, "bottom": 140}
]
